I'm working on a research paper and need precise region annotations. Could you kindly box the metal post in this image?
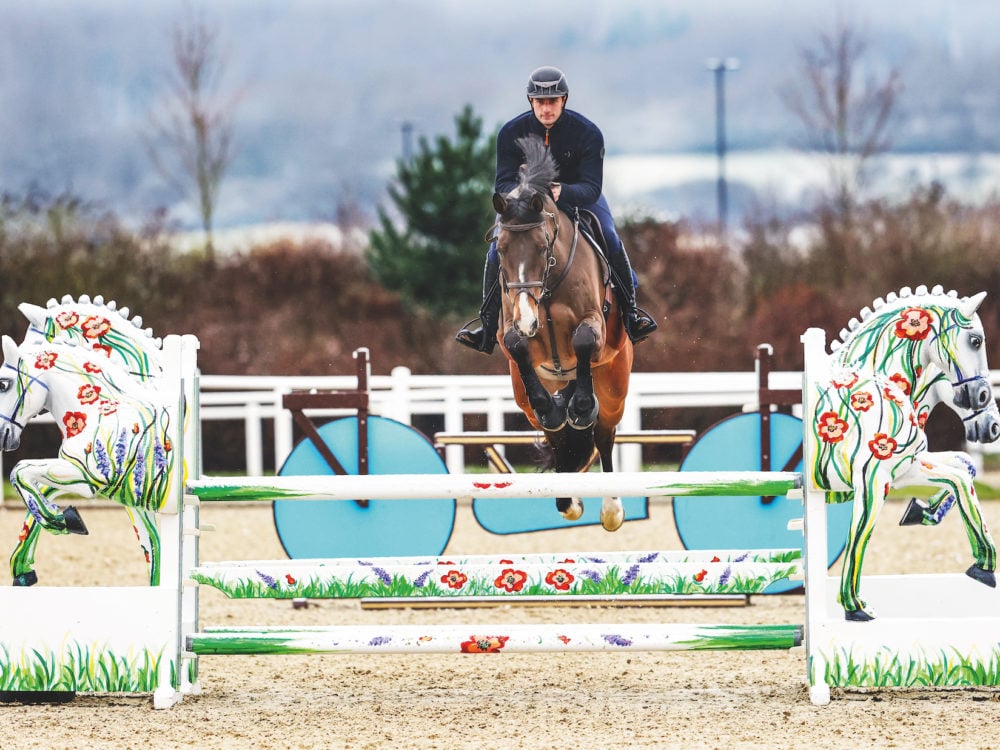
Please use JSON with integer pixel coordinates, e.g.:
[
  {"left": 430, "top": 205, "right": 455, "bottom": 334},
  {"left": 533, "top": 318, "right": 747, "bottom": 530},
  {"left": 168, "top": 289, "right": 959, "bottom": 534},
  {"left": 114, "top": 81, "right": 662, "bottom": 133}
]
[{"left": 706, "top": 58, "right": 740, "bottom": 241}]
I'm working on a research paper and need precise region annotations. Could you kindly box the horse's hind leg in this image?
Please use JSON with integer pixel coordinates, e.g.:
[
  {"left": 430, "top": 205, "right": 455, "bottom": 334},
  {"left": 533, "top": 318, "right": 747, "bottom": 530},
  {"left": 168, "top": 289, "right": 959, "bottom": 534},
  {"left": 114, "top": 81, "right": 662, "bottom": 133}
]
[
  {"left": 840, "top": 472, "right": 890, "bottom": 621},
  {"left": 10, "top": 514, "right": 42, "bottom": 586},
  {"left": 595, "top": 424, "right": 623, "bottom": 532}
]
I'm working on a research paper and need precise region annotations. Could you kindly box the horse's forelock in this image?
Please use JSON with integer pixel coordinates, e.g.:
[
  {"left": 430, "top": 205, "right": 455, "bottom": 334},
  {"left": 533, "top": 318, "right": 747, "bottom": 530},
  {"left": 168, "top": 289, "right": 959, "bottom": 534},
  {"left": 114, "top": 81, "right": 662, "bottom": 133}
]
[{"left": 515, "top": 135, "right": 559, "bottom": 196}]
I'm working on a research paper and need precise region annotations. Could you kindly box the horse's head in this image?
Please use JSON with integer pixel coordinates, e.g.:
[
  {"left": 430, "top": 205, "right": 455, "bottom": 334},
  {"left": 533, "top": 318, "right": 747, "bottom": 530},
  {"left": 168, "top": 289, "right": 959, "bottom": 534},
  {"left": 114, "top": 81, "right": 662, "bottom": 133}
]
[
  {"left": 911, "top": 289, "right": 997, "bottom": 442},
  {"left": 493, "top": 135, "right": 560, "bottom": 338},
  {"left": 0, "top": 335, "right": 50, "bottom": 451}
]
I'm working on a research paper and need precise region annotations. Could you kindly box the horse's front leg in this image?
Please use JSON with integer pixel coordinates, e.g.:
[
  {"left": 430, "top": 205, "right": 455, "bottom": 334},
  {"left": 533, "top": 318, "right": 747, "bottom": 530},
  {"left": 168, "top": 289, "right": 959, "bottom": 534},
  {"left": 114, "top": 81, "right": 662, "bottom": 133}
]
[
  {"left": 899, "top": 453, "right": 977, "bottom": 527},
  {"left": 567, "top": 323, "right": 599, "bottom": 430},
  {"left": 897, "top": 451, "right": 997, "bottom": 586},
  {"left": 126, "top": 506, "right": 161, "bottom": 586},
  {"left": 503, "top": 329, "right": 566, "bottom": 430},
  {"left": 9, "top": 458, "right": 94, "bottom": 585}
]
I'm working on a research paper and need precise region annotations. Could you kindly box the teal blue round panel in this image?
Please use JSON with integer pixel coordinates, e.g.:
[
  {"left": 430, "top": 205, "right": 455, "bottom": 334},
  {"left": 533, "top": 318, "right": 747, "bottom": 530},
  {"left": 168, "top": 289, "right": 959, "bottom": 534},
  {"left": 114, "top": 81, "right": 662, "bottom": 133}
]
[
  {"left": 674, "top": 412, "right": 852, "bottom": 593},
  {"left": 274, "top": 416, "right": 455, "bottom": 559}
]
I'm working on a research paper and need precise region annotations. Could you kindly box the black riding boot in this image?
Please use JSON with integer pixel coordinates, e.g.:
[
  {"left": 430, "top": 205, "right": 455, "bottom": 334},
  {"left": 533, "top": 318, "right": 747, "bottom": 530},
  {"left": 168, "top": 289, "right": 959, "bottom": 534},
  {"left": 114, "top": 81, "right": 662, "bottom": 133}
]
[
  {"left": 455, "top": 255, "right": 502, "bottom": 354},
  {"left": 607, "top": 245, "right": 658, "bottom": 344}
]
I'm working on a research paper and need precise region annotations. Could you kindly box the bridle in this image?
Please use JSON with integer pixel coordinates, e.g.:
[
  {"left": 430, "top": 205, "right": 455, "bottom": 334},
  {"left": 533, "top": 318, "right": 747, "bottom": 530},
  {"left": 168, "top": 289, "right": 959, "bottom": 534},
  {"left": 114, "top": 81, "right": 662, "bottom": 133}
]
[{"left": 491, "top": 207, "right": 579, "bottom": 305}]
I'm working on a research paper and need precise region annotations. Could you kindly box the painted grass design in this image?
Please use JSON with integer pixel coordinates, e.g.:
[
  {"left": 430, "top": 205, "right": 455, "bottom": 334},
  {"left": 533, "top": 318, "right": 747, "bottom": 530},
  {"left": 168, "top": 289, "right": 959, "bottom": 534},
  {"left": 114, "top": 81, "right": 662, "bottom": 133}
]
[
  {"left": 0, "top": 642, "right": 169, "bottom": 693},
  {"left": 191, "top": 561, "right": 801, "bottom": 600},
  {"left": 819, "top": 645, "right": 1000, "bottom": 688}
]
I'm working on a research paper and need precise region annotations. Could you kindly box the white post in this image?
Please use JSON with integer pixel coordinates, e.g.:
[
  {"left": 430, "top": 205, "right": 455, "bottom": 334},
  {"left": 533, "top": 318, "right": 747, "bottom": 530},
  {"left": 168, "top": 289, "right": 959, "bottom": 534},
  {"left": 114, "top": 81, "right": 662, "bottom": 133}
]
[
  {"left": 388, "top": 366, "right": 413, "bottom": 424},
  {"left": 800, "top": 327, "right": 831, "bottom": 706},
  {"left": 244, "top": 400, "right": 263, "bottom": 477},
  {"left": 273, "top": 387, "right": 293, "bottom": 472}
]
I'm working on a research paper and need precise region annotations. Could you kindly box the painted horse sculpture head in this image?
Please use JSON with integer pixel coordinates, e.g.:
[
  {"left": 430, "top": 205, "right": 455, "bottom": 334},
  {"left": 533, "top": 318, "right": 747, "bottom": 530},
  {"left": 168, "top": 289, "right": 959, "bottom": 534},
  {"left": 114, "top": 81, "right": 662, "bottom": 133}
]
[
  {"left": 0, "top": 332, "right": 176, "bottom": 588},
  {"left": 812, "top": 286, "right": 997, "bottom": 620},
  {"left": 493, "top": 134, "right": 634, "bottom": 532}
]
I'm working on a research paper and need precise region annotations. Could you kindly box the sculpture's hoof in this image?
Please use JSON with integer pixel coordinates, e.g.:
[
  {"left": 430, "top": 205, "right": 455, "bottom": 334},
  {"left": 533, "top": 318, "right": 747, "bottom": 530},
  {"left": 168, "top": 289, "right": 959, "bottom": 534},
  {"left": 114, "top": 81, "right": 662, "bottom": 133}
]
[
  {"left": 12, "top": 571, "right": 38, "bottom": 587},
  {"left": 898, "top": 497, "right": 929, "bottom": 526},
  {"left": 556, "top": 497, "right": 583, "bottom": 521},
  {"left": 844, "top": 608, "right": 875, "bottom": 622},
  {"left": 63, "top": 506, "right": 89, "bottom": 535},
  {"left": 966, "top": 564, "right": 997, "bottom": 588}
]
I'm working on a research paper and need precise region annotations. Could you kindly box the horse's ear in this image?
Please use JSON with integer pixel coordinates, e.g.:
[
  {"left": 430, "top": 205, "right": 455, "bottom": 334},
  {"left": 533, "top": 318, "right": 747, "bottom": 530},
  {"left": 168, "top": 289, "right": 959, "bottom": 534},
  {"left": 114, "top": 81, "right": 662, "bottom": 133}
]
[
  {"left": 2, "top": 335, "right": 20, "bottom": 364},
  {"left": 962, "top": 291, "right": 988, "bottom": 317},
  {"left": 492, "top": 193, "right": 507, "bottom": 214},
  {"left": 529, "top": 193, "right": 544, "bottom": 213},
  {"left": 18, "top": 302, "right": 47, "bottom": 329}
]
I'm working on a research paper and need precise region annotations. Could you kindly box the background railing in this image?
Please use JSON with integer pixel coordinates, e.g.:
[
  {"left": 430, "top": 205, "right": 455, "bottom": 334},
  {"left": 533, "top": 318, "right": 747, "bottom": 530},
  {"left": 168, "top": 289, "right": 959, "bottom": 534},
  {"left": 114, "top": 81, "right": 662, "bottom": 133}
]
[{"left": 7, "top": 367, "right": 1000, "bottom": 493}]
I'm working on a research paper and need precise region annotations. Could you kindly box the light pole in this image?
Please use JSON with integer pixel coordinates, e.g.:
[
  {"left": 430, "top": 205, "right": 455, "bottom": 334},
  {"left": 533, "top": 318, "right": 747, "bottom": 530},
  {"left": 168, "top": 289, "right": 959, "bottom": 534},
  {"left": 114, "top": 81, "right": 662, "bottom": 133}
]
[{"left": 705, "top": 57, "right": 740, "bottom": 241}]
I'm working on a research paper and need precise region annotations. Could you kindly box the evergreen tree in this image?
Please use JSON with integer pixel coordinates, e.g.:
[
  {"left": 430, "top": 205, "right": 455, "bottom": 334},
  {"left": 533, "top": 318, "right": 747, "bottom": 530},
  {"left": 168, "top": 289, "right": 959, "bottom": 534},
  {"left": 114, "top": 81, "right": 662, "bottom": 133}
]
[{"left": 367, "top": 105, "right": 498, "bottom": 316}]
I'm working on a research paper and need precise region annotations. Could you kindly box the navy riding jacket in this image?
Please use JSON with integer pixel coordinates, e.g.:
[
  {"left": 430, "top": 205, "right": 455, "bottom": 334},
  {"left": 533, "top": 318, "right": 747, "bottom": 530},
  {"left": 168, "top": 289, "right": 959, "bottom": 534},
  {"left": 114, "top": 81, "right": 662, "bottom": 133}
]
[{"left": 495, "top": 108, "right": 606, "bottom": 213}]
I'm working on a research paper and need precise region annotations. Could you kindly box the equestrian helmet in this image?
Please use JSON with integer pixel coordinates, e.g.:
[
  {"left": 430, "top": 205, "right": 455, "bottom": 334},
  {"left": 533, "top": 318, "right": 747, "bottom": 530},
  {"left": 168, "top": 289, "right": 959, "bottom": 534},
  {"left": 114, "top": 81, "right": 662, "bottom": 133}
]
[{"left": 526, "top": 66, "right": 569, "bottom": 99}]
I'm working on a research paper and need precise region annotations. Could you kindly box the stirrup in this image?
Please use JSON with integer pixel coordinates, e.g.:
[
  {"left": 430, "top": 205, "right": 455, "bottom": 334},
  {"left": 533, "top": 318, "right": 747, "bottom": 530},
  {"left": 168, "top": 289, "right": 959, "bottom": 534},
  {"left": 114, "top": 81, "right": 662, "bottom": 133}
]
[
  {"left": 455, "top": 319, "right": 496, "bottom": 354},
  {"left": 625, "top": 309, "right": 658, "bottom": 344}
]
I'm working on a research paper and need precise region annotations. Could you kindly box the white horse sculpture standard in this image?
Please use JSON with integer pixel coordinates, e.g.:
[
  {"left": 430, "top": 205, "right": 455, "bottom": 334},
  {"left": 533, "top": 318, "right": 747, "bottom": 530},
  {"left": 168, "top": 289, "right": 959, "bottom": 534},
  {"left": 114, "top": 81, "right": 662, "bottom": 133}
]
[
  {"left": 811, "top": 286, "right": 998, "bottom": 620},
  {"left": 0, "top": 295, "right": 174, "bottom": 587}
]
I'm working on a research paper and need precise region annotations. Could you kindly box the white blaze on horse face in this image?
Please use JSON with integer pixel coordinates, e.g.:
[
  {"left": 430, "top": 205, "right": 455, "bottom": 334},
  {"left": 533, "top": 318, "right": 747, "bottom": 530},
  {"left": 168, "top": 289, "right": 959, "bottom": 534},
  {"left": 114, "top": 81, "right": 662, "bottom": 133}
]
[{"left": 515, "top": 262, "right": 538, "bottom": 336}]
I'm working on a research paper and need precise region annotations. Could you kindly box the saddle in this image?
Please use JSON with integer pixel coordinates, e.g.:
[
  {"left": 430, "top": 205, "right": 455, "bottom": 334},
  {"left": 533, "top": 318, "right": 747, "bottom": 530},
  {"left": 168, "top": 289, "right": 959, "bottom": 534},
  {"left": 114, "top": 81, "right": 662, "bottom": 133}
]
[{"left": 573, "top": 208, "right": 614, "bottom": 316}]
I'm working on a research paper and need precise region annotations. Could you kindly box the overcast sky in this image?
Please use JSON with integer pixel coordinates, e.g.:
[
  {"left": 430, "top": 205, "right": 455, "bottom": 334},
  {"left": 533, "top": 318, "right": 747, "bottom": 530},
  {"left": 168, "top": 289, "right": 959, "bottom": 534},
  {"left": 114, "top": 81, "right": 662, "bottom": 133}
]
[{"left": 1, "top": 0, "right": 998, "bottom": 228}]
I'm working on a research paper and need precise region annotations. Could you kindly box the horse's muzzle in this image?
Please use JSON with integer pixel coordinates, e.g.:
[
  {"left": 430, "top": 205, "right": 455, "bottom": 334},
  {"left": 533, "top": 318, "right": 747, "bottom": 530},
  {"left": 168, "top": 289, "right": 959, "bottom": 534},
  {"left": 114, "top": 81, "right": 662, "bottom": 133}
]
[
  {"left": 954, "top": 377, "right": 994, "bottom": 410},
  {"left": 0, "top": 424, "right": 21, "bottom": 451},
  {"left": 966, "top": 400, "right": 1000, "bottom": 444}
]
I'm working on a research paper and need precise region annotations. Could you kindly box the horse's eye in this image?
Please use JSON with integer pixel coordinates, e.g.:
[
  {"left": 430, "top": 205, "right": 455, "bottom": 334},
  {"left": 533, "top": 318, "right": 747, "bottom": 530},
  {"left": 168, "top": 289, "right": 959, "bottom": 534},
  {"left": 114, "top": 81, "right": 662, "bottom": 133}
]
[
  {"left": 970, "top": 334, "right": 984, "bottom": 350},
  {"left": 0, "top": 379, "right": 11, "bottom": 393}
]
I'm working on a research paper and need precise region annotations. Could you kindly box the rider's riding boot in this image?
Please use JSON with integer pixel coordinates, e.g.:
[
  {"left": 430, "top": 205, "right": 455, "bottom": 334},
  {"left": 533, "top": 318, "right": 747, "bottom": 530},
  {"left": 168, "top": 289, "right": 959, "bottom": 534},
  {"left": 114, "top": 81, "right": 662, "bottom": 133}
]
[
  {"left": 455, "top": 255, "right": 502, "bottom": 354},
  {"left": 607, "top": 245, "right": 658, "bottom": 344}
]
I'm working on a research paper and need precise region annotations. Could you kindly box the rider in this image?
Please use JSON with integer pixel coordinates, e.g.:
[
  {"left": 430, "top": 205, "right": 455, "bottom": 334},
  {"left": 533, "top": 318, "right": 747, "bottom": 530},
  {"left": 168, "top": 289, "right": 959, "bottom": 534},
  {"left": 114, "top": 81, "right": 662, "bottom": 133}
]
[{"left": 456, "top": 65, "right": 658, "bottom": 354}]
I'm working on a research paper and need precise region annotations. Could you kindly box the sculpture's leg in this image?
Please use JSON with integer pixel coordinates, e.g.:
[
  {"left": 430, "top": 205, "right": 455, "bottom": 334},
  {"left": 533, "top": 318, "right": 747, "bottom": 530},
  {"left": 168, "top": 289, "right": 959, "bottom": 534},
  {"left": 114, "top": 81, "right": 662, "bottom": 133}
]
[
  {"left": 896, "top": 451, "right": 996, "bottom": 586},
  {"left": 10, "top": 514, "right": 41, "bottom": 586},
  {"left": 8, "top": 459, "right": 96, "bottom": 585},
  {"left": 840, "top": 471, "right": 889, "bottom": 621},
  {"left": 127, "top": 506, "right": 161, "bottom": 586},
  {"left": 899, "top": 453, "right": 977, "bottom": 526}
]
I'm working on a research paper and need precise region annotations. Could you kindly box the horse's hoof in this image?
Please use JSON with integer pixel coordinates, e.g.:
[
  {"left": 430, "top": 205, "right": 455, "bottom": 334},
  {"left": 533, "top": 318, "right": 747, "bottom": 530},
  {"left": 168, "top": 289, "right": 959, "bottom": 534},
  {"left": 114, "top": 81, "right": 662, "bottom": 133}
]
[
  {"left": 967, "top": 564, "right": 997, "bottom": 588},
  {"left": 567, "top": 395, "right": 599, "bottom": 430},
  {"left": 557, "top": 497, "right": 583, "bottom": 521},
  {"left": 600, "top": 506, "right": 624, "bottom": 532},
  {"left": 898, "top": 497, "right": 929, "bottom": 526},
  {"left": 62, "top": 506, "right": 89, "bottom": 535},
  {"left": 12, "top": 571, "right": 38, "bottom": 587},
  {"left": 844, "top": 608, "right": 875, "bottom": 622}
]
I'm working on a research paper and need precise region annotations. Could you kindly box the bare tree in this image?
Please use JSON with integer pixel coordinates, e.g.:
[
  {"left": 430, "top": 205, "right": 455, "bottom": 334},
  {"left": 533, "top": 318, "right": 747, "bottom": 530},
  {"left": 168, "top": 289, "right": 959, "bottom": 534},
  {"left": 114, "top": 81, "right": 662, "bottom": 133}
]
[
  {"left": 782, "top": 18, "right": 901, "bottom": 213},
  {"left": 145, "top": 8, "right": 238, "bottom": 259}
]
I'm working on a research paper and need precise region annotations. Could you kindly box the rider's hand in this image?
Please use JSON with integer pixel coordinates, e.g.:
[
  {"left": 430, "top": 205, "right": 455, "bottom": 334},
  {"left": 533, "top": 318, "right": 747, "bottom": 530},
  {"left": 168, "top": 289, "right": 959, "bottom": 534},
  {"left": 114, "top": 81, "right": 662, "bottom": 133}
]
[{"left": 550, "top": 182, "right": 561, "bottom": 201}]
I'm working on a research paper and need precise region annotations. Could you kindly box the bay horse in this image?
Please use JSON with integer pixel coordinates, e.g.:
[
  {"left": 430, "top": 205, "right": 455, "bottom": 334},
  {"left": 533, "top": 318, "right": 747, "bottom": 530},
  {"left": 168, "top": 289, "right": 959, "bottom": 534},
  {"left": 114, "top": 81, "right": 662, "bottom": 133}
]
[{"left": 493, "top": 135, "right": 633, "bottom": 531}]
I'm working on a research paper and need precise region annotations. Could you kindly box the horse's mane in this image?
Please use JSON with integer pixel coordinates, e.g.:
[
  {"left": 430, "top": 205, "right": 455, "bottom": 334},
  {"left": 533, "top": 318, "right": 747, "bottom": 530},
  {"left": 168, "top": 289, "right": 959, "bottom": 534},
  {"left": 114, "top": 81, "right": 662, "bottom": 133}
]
[
  {"left": 515, "top": 135, "right": 559, "bottom": 197},
  {"left": 19, "top": 293, "right": 164, "bottom": 379},
  {"left": 830, "top": 284, "right": 965, "bottom": 352}
]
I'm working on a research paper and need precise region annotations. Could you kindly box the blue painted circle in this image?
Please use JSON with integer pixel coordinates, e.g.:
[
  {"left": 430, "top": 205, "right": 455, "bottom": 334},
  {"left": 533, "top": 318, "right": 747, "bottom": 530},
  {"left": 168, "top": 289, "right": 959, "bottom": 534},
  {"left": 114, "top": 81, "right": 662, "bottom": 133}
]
[
  {"left": 274, "top": 416, "right": 455, "bottom": 558},
  {"left": 674, "top": 412, "right": 852, "bottom": 593}
]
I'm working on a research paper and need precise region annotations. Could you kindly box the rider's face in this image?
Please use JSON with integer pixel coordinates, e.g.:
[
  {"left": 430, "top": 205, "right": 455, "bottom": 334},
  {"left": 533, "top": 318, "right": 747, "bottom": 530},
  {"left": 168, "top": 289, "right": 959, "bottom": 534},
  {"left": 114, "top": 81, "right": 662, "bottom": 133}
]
[{"left": 530, "top": 96, "right": 566, "bottom": 129}]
